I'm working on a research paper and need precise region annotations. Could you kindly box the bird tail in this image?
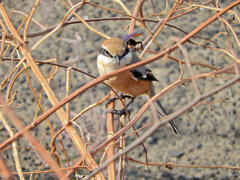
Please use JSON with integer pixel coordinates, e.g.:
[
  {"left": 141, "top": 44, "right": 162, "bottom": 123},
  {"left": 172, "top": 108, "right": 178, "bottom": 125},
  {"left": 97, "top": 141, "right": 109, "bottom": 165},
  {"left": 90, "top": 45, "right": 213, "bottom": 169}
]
[
  {"left": 147, "top": 84, "right": 180, "bottom": 134},
  {"left": 155, "top": 99, "right": 180, "bottom": 134}
]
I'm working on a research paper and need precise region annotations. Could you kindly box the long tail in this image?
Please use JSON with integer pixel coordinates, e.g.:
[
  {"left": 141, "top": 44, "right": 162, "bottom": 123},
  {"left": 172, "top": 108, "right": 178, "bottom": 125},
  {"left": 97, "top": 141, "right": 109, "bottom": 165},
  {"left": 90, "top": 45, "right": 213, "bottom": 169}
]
[
  {"left": 148, "top": 84, "right": 180, "bottom": 134},
  {"left": 155, "top": 99, "right": 180, "bottom": 134}
]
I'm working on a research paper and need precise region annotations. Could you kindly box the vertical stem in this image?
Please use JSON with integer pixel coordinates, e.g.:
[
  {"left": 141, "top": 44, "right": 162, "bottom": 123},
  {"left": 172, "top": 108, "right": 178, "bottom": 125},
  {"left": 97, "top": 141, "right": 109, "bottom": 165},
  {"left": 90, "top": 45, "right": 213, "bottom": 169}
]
[
  {"left": 107, "top": 92, "right": 116, "bottom": 180},
  {"left": 66, "top": 67, "right": 72, "bottom": 122},
  {"left": 117, "top": 115, "right": 125, "bottom": 180},
  {"left": 128, "top": 0, "right": 145, "bottom": 34}
]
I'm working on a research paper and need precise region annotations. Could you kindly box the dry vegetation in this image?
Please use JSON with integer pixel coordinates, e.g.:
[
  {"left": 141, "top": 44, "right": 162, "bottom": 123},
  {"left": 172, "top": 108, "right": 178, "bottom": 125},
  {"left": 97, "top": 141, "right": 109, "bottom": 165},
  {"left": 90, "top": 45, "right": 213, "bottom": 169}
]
[{"left": 0, "top": 0, "right": 240, "bottom": 179}]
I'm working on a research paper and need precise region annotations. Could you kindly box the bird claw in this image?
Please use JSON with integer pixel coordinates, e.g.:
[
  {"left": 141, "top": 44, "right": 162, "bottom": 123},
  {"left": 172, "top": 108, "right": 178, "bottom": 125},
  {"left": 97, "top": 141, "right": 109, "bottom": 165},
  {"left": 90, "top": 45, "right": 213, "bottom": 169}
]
[
  {"left": 105, "top": 94, "right": 134, "bottom": 116},
  {"left": 106, "top": 94, "right": 133, "bottom": 107},
  {"left": 106, "top": 108, "right": 131, "bottom": 116}
]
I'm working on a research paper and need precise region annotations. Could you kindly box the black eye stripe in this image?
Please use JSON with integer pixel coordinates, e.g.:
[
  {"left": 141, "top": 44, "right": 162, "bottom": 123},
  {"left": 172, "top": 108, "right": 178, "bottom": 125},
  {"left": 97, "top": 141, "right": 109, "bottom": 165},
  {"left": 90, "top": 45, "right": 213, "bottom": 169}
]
[
  {"left": 120, "top": 47, "right": 129, "bottom": 59},
  {"left": 99, "top": 47, "right": 129, "bottom": 59},
  {"left": 99, "top": 48, "right": 113, "bottom": 58}
]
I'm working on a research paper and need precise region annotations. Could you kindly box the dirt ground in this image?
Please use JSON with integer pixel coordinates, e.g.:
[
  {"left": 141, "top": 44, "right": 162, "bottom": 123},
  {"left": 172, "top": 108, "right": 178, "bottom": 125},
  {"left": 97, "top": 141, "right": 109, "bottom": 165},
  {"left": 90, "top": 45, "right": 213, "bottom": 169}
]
[{"left": 1, "top": 0, "right": 240, "bottom": 179}]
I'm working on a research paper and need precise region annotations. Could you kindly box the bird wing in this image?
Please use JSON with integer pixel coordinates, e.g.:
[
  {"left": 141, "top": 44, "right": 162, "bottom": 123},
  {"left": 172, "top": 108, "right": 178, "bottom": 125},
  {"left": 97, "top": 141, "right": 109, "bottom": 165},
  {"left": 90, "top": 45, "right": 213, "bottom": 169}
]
[
  {"left": 130, "top": 53, "right": 158, "bottom": 81},
  {"left": 130, "top": 68, "right": 158, "bottom": 81}
]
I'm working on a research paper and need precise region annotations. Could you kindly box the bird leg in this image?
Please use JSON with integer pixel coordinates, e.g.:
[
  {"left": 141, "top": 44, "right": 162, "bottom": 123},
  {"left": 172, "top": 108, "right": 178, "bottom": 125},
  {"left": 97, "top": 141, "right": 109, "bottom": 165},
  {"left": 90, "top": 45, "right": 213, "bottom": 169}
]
[
  {"left": 106, "top": 93, "right": 133, "bottom": 107},
  {"left": 106, "top": 94, "right": 135, "bottom": 116}
]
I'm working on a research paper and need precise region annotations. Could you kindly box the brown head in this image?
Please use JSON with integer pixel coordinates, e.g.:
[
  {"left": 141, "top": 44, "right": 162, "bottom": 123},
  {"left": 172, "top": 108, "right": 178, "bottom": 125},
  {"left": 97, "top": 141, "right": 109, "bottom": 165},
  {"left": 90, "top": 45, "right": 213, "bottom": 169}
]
[
  {"left": 101, "top": 38, "right": 127, "bottom": 57},
  {"left": 99, "top": 38, "right": 130, "bottom": 65}
]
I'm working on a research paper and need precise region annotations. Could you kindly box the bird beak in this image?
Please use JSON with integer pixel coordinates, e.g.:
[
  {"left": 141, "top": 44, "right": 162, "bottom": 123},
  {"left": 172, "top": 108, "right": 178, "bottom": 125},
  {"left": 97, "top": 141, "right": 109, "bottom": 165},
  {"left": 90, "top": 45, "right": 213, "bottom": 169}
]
[{"left": 116, "top": 56, "right": 121, "bottom": 65}]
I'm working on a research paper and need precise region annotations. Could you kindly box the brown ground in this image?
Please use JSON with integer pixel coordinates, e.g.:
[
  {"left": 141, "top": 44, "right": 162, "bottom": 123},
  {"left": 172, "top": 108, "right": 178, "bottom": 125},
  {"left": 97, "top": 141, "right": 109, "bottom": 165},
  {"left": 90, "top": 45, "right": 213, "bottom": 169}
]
[{"left": 1, "top": 0, "right": 240, "bottom": 179}]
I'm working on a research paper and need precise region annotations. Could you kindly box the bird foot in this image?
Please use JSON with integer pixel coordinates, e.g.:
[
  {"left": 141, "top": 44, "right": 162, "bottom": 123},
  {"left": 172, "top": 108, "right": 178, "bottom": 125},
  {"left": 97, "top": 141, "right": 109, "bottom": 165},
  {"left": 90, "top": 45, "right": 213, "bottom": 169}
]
[
  {"left": 106, "top": 108, "right": 132, "bottom": 116},
  {"left": 106, "top": 94, "right": 133, "bottom": 107}
]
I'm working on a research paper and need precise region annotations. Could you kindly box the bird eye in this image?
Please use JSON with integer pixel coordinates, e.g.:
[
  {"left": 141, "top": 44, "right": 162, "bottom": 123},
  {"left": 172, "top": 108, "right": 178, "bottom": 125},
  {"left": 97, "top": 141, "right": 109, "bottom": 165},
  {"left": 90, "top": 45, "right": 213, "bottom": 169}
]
[
  {"left": 99, "top": 48, "right": 113, "bottom": 58},
  {"left": 104, "top": 49, "right": 112, "bottom": 57}
]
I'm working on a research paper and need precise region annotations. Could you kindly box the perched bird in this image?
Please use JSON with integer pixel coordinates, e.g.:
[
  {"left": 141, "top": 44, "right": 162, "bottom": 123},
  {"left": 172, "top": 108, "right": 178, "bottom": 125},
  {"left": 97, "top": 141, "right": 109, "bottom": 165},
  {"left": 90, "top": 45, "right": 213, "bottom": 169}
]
[{"left": 97, "top": 37, "right": 179, "bottom": 134}]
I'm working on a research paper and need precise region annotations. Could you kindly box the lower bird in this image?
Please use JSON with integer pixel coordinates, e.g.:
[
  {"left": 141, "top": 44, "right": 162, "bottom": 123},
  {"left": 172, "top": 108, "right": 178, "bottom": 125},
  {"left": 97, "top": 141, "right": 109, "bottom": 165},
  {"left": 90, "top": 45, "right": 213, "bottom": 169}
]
[{"left": 97, "top": 37, "right": 179, "bottom": 134}]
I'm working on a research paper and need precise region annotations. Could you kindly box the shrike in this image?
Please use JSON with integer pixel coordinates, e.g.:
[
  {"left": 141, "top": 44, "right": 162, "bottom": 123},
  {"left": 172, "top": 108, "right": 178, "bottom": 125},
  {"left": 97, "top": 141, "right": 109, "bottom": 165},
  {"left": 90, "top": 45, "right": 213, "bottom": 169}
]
[{"left": 97, "top": 37, "right": 179, "bottom": 134}]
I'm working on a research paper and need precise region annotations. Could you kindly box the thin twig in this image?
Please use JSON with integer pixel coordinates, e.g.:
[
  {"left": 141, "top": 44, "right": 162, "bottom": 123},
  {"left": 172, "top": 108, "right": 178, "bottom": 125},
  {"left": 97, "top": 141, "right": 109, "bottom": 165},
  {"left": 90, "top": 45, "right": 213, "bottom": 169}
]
[
  {"left": 125, "top": 155, "right": 240, "bottom": 170},
  {"left": 23, "top": 0, "right": 40, "bottom": 42}
]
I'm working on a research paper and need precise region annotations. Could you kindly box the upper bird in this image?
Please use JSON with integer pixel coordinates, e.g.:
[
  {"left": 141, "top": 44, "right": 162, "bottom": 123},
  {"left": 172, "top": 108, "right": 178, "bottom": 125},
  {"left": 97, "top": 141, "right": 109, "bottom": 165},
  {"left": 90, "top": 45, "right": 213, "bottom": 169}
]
[{"left": 97, "top": 37, "right": 179, "bottom": 134}]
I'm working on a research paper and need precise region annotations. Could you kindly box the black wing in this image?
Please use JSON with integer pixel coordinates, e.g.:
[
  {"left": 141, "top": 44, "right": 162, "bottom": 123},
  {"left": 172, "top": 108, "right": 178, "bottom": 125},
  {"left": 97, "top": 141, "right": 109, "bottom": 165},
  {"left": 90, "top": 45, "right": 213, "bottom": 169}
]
[{"left": 130, "top": 68, "right": 158, "bottom": 81}]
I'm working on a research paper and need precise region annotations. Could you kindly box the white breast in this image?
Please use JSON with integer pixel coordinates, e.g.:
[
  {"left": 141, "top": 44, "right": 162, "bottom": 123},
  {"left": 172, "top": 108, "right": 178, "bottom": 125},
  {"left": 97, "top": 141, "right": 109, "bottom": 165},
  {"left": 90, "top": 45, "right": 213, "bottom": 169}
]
[{"left": 97, "top": 52, "right": 132, "bottom": 75}]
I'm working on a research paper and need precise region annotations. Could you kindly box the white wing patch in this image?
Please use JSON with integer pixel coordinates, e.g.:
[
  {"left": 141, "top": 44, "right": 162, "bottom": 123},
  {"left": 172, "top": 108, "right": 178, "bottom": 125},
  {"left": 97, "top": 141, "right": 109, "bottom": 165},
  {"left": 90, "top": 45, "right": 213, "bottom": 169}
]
[{"left": 142, "top": 74, "right": 147, "bottom": 79}]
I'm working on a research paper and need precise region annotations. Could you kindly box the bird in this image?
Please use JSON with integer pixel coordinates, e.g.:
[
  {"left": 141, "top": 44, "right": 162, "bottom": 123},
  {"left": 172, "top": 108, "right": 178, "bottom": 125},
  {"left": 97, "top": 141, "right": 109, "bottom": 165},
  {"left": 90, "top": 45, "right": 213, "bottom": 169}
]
[{"left": 97, "top": 37, "right": 180, "bottom": 134}]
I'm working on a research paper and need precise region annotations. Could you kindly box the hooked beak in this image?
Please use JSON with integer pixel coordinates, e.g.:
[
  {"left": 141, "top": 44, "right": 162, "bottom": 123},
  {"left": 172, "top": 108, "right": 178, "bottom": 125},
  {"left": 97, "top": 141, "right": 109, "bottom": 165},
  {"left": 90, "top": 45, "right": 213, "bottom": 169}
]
[{"left": 116, "top": 56, "right": 121, "bottom": 65}]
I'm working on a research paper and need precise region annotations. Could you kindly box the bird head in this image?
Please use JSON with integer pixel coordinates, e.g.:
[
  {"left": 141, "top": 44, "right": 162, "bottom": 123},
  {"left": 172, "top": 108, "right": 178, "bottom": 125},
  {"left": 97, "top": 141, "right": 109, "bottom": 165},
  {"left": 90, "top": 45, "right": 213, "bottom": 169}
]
[{"left": 98, "top": 38, "right": 132, "bottom": 66}]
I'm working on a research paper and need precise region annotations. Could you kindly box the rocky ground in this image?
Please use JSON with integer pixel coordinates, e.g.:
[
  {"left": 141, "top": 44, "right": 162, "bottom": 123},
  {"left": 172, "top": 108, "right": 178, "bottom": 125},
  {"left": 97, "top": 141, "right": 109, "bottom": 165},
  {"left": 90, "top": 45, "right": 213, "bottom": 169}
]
[{"left": 1, "top": 0, "right": 240, "bottom": 179}]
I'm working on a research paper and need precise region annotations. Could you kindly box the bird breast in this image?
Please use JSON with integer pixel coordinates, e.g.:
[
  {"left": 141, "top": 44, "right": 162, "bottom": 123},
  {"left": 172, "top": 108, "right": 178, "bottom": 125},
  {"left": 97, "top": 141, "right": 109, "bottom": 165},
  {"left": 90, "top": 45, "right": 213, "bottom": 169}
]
[{"left": 97, "top": 53, "right": 132, "bottom": 75}]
